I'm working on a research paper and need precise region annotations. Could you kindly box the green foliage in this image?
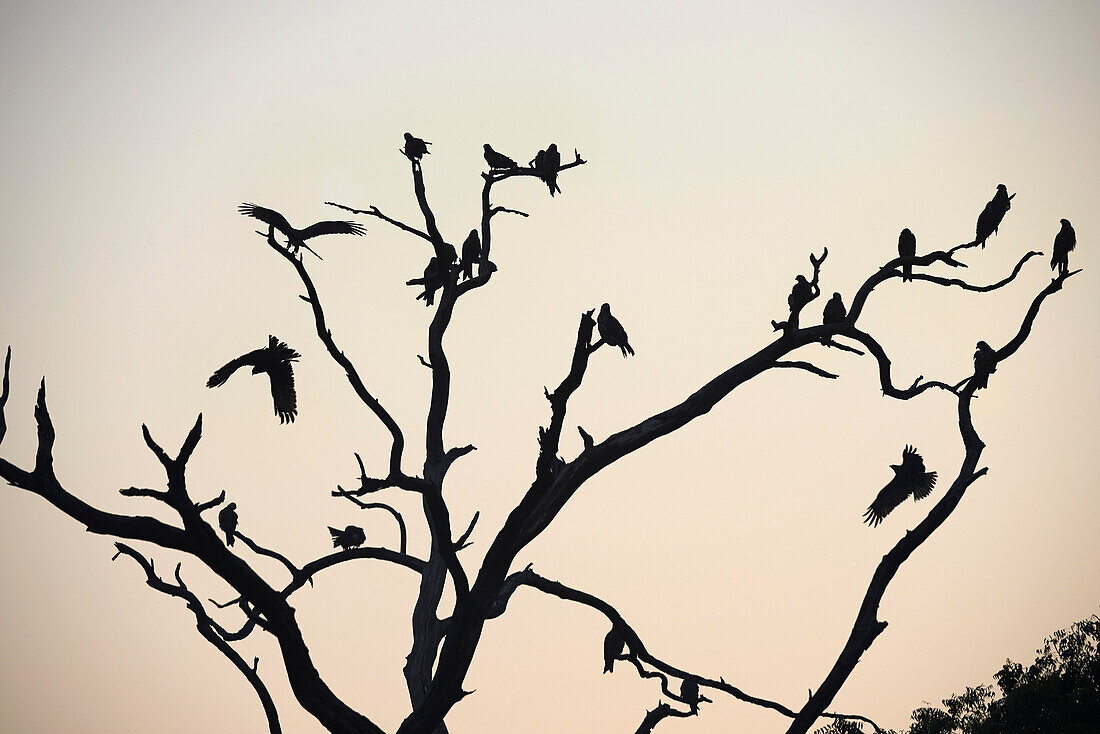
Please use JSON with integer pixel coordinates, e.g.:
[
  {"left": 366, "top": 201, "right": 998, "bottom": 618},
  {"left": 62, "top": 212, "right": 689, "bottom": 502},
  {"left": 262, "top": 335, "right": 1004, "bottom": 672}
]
[{"left": 899, "top": 614, "right": 1100, "bottom": 734}]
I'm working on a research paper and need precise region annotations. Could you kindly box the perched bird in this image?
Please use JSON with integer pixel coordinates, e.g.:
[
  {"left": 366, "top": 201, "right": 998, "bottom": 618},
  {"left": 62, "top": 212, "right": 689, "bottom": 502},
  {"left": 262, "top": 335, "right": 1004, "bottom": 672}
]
[
  {"left": 681, "top": 679, "right": 700, "bottom": 714},
  {"left": 403, "top": 132, "right": 431, "bottom": 162},
  {"left": 822, "top": 292, "right": 847, "bottom": 325},
  {"left": 483, "top": 143, "right": 517, "bottom": 170},
  {"left": 218, "top": 502, "right": 238, "bottom": 547},
  {"left": 207, "top": 335, "right": 300, "bottom": 423},
  {"left": 239, "top": 204, "right": 365, "bottom": 258},
  {"left": 972, "top": 340, "right": 997, "bottom": 391},
  {"left": 603, "top": 628, "right": 625, "bottom": 674},
  {"left": 975, "top": 184, "right": 1013, "bottom": 247},
  {"left": 532, "top": 143, "right": 562, "bottom": 195},
  {"left": 863, "top": 446, "right": 938, "bottom": 527},
  {"left": 329, "top": 525, "right": 366, "bottom": 551},
  {"left": 597, "top": 303, "right": 635, "bottom": 357},
  {"left": 898, "top": 228, "right": 916, "bottom": 282},
  {"left": 788, "top": 275, "right": 815, "bottom": 314},
  {"left": 1050, "top": 219, "right": 1076, "bottom": 275},
  {"left": 414, "top": 256, "right": 447, "bottom": 306},
  {"left": 460, "top": 229, "right": 481, "bottom": 281}
]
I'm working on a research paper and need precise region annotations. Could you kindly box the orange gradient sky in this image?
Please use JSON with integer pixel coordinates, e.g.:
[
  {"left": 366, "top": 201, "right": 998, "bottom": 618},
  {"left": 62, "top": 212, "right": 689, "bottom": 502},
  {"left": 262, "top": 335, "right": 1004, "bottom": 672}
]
[{"left": 0, "top": 2, "right": 1097, "bottom": 733}]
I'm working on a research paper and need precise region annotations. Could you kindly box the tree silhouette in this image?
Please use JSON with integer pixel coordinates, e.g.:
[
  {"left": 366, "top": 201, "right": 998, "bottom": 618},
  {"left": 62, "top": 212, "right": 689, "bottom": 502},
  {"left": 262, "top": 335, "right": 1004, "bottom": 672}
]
[{"left": 0, "top": 137, "right": 1080, "bottom": 734}]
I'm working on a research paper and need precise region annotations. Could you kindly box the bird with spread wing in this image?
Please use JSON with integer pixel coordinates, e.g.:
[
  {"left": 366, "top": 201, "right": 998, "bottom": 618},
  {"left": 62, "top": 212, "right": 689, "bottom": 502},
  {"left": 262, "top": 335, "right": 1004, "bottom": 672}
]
[
  {"left": 239, "top": 203, "right": 365, "bottom": 259},
  {"left": 863, "top": 446, "right": 938, "bottom": 527},
  {"left": 207, "top": 335, "right": 300, "bottom": 424}
]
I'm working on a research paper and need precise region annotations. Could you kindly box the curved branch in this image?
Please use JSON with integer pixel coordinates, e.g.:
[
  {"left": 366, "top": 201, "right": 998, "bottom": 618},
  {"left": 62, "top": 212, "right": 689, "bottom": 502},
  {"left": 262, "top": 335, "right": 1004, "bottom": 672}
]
[
  {"left": 234, "top": 531, "right": 302, "bottom": 579},
  {"left": 772, "top": 361, "right": 838, "bottom": 380},
  {"left": 113, "top": 544, "right": 282, "bottom": 734},
  {"left": 338, "top": 498, "right": 408, "bottom": 555},
  {"left": 324, "top": 202, "right": 429, "bottom": 243},
  {"left": 283, "top": 547, "right": 426, "bottom": 597},
  {"left": 269, "top": 238, "right": 406, "bottom": 477},
  {"left": 0, "top": 345, "right": 10, "bottom": 446}
]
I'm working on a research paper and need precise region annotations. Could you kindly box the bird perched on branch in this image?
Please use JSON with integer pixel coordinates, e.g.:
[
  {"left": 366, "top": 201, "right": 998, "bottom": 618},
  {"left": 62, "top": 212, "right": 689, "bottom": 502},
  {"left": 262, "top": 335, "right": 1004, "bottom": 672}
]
[
  {"left": 975, "top": 184, "right": 1014, "bottom": 247},
  {"left": 822, "top": 292, "right": 847, "bottom": 325},
  {"left": 898, "top": 228, "right": 916, "bottom": 282},
  {"left": 972, "top": 340, "right": 997, "bottom": 391},
  {"left": 218, "top": 502, "right": 238, "bottom": 547},
  {"left": 483, "top": 143, "right": 517, "bottom": 170},
  {"left": 681, "top": 679, "right": 700, "bottom": 714},
  {"left": 460, "top": 229, "right": 481, "bottom": 281},
  {"left": 603, "top": 628, "right": 625, "bottom": 673},
  {"left": 207, "top": 335, "right": 300, "bottom": 423},
  {"left": 403, "top": 132, "right": 431, "bottom": 163},
  {"left": 532, "top": 143, "right": 562, "bottom": 196},
  {"left": 863, "top": 446, "right": 938, "bottom": 527},
  {"left": 597, "top": 303, "right": 635, "bottom": 357},
  {"left": 788, "top": 275, "right": 815, "bottom": 315},
  {"left": 329, "top": 525, "right": 366, "bottom": 551},
  {"left": 1050, "top": 219, "right": 1076, "bottom": 276},
  {"left": 239, "top": 204, "right": 365, "bottom": 259},
  {"left": 407, "top": 256, "right": 449, "bottom": 306}
]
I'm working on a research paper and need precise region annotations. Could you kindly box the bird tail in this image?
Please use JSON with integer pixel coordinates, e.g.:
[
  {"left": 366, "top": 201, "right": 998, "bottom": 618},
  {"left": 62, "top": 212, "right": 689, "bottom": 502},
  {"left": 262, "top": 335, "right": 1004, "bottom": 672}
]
[
  {"left": 603, "top": 660, "right": 613, "bottom": 674},
  {"left": 621, "top": 344, "right": 635, "bottom": 357},
  {"left": 329, "top": 527, "right": 342, "bottom": 548},
  {"left": 903, "top": 263, "right": 912, "bottom": 282},
  {"left": 225, "top": 531, "right": 234, "bottom": 546}
]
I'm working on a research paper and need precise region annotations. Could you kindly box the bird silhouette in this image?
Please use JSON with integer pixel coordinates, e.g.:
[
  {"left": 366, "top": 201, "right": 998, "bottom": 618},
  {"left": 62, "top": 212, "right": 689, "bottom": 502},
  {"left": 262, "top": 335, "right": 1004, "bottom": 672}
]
[
  {"left": 597, "top": 303, "right": 634, "bottom": 357},
  {"left": 603, "top": 628, "right": 625, "bottom": 673},
  {"left": 218, "top": 502, "right": 238, "bottom": 546},
  {"left": 239, "top": 204, "right": 365, "bottom": 258},
  {"left": 412, "top": 256, "right": 449, "bottom": 306},
  {"left": 681, "top": 679, "right": 700, "bottom": 714},
  {"left": 207, "top": 335, "right": 300, "bottom": 423},
  {"left": 532, "top": 143, "right": 562, "bottom": 195},
  {"left": 329, "top": 525, "right": 366, "bottom": 551},
  {"left": 822, "top": 292, "right": 847, "bottom": 325},
  {"left": 788, "top": 275, "right": 815, "bottom": 315},
  {"left": 460, "top": 229, "right": 481, "bottom": 281},
  {"left": 898, "top": 228, "right": 916, "bottom": 282},
  {"left": 483, "top": 143, "right": 517, "bottom": 170},
  {"left": 403, "top": 133, "right": 431, "bottom": 162},
  {"left": 975, "top": 184, "right": 1013, "bottom": 247},
  {"left": 1051, "top": 219, "right": 1076, "bottom": 275},
  {"left": 972, "top": 340, "right": 997, "bottom": 391},
  {"left": 863, "top": 446, "right": 938, "bottom": 527}
]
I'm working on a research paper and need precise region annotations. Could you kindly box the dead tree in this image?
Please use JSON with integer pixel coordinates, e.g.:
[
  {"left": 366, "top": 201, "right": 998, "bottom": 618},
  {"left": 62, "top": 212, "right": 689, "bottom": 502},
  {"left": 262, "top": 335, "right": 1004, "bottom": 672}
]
[{"left": 0, "top": 139, "right": 1078, "bottom": 734}]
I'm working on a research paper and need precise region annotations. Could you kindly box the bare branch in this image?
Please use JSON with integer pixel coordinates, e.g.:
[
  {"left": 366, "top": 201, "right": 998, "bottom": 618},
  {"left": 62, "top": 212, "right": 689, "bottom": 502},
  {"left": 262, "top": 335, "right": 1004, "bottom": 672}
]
[
  {"left": 0, "top": 345, "right": 10, "bottom": 446},
  {"left": 454, "top": 511, "right": 480, "bottom": 551},
  {"left": 417, "top": 354, "right": 433, "bottom": 369},
  {"left": 283, "top": 547, "right": 426, "bottom": 597},
  {"left": 772, "top": 361, "right": 839, "bottom": 380},
  {"left": 140, "top": 422, "right": 172, "bottom": 470},
  {"left": 113, "top": 544, "right": 283, "bottom": 734},
  {"left": 325, "top": 201, "right": 429, "bottom": 243},
  {"left": 195, "top": 490, "right": 227, "bottom": 513},
  {"left": 338, "top": 498, "right": 409, "bottom": 555},
  {"left": 489, "top": 205, "right": 528, "bottom": 218},
  {"left": 177, "top": 414, "right": 204, "bottom": 464},
  {"left": 119, "top": 486, "right": 170, "bottom": 501},
  {"left": 443, "top": 444, "right": 476, "bottom": 470},
  {"left": 267, "top": 236, "right": 406, "bottom": 477},
  {"left": 633, "top": 702, "right": 693, "bottom": 734},
  {"left": 234, "top": 531, "right": 302, "bottom": 579}
]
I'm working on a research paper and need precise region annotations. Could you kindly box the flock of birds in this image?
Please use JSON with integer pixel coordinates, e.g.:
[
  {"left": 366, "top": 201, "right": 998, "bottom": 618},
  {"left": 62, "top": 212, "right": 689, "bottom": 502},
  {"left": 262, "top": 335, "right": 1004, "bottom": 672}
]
[{"left": 205, "top": 167, "right": 1081, "bottom": 574}]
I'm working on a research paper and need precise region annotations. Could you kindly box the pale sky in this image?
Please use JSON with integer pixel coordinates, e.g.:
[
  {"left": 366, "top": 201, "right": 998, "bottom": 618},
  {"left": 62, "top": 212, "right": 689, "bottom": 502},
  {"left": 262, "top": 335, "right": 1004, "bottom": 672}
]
[{"left": 0, "top": 2, "right": 1097, "bottom": 733}]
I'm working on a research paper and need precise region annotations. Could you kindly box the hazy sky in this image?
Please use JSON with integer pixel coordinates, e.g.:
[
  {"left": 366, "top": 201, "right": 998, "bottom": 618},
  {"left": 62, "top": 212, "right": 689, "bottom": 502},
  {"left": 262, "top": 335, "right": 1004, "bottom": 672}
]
[{"left": 0, "top": 2, "right": 1097, "bottom": 732}]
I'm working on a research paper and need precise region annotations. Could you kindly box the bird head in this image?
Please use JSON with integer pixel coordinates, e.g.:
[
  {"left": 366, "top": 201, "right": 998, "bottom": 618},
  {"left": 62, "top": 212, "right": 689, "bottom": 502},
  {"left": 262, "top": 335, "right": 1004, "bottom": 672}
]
[
  {"left": 600, "top": 303, "right": 610, "bottom": 313},
  {"left": 996, "top": 184, "right": 1007, "bottom": 192},
  {"left": 976, "top": 340, "right": 991, "bottom": 351},
  {"left": 404, "top": 133, "right": 414, "bottom": 142},
  {"left": 901, "top": 228, "right": 912, "bottom": 237},
  {"left": 795, "top": 275, "right": 807, "bottom": 284},
  {"left": 548, "top": 143, "right": 558, "bottom": 152},
  {"left": 1060, "top": 218, "right": 1071, "bottom": 226},
  {"left": 832, "top": 292, "right": 841, "bottom": 299},
  {"left": 226, "top": 502, "right": 236, "bottom": 511},
  {"left": 483, "top": 143, "right": 492, "bottom": 151}
]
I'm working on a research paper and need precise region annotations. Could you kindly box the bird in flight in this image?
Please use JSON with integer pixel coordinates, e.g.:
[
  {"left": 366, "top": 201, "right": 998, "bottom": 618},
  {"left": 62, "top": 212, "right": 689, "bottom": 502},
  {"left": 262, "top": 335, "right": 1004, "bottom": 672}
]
[
  {"left": 975, "top": 184, "right": 1014, "bottom": 247},
  {"left": 822, "top": 292, "right": 847, "bottom": 325},
  {"left": 598, "top": 303, "right": 635, "bottom": 357},
  {"left": 603, "top": 628, "right": 625, "bottom": 673},
  {"left": 403, "top": 133, "right": 431, "bottom": 163},
  {"left": 329, "top": 525, "right": 366, "bottom": 551},
  {"left": 898, "top": 228, "right": 916, "bottom": 282},
  {"left": 218, "top": 502, "right": 238, "bottom": 547},
  {"left": 484, "top": 143, "right": 517, "bottom": 170},
  {"left": 239, "top": 204, "right": 365, "bottom": 259},
  {"left": 863, "top": 446, "right": 938, "bottom": 527},
  {"left": 207, "top": 335, "right": 300, "bottom": 424},
  {"left": 1050, "top": 219, "right": 1076, "bottom": 275}
]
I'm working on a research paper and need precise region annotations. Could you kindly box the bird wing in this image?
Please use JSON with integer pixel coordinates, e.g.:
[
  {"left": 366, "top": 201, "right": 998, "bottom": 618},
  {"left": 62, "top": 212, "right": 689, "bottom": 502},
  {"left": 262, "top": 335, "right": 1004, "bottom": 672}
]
[
  {"left": 266, "top": 335, "right": 301, "bottom": 362},
  {"left": 1055, "top": 227, "right": 1076, "bottom": 254},
  {"left": 298, "top": 220, "right": 367, "bottom": 240},
  {"left": 912, "top": 471, "right": 938, "bottom": 501},
  {"left": 239, "top": 204, "right": 292, "bottom": 235},
  {"left": 863, "top": 474, "right": 911, "bottom": 527},
  {"left": 207, "top": 351, "right": 260, "bottom": 388},
  {"left": 266, "top": 359, "right": 298, "bottom": 423},
  {"left": 598, "top": 311, "right": 628, "bottom": 346}
]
